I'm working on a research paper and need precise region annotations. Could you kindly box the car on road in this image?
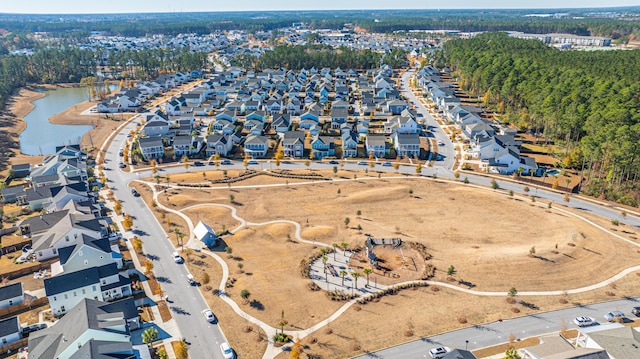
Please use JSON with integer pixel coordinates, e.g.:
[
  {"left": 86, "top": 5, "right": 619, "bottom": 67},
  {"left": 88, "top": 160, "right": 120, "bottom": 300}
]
[
  {"left": 187, "top": 274, "right": 197, "bottom": 286},
  {"left": 193, "top": 161, "right": 205, "bottom": 166},
  {"left": 172, "top": 252, "right": 183, "bottom": 264},
  {"left": 382, "top": 162, "right": 392, "bottom": 167},
  {"left": 221, "top": 159, "right": 231, "bottom": 165},
  {"left": 328, "top": 160, "right": 339, "bottom": 165},
  {"left": 357, "top": 161, "right": 367, "bottom": 165},
  {"left": 207, "top": 161, "right": 215, "bottom": 166},
  {"left": 131, "top": 188, "right": 140, "bottom": 197},
  {"left": 220, "top": 342, "right": 235, "bottom": 359},
  {"left": 417, "top": 113, "right": 424, "bottom": 117},
  {"left": 604, "top": 311, "right": 625, "bottom": 322},
  {"left": 247, "top": 160, "right": 258, "bottom": 165},
  {"left": 119, "top": 161, "right": 126, "bottom": 168},
  {"left": 202, "top": 309, "right": 216, "bottom": 323},
  {"left": 118, "top": 148, "right": 124, "bottom": 156},
  {"left": 573, "top": 316, "right": 596, "bottom": 327},
  {"left": 429, "top": 346, "right": 451, "bottom": 359},
  {"left": 632, "top": 307, "right": 640, "bottom": 316},
  {"left": 438, "top": 142, "right": 445, "bottom": 146}
]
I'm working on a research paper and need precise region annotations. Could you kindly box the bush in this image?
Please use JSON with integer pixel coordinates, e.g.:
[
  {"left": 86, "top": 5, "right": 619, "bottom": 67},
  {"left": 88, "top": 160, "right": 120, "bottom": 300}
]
[{"left": 273, "top": 332, "right": 292, "bottom": 343}]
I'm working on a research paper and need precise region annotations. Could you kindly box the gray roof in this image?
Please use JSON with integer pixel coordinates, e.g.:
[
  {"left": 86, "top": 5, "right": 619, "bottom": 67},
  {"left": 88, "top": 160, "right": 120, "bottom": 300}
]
[
  {"left": 395, "top": 133, "right": 421, "bottom": 146},
  {"left": 0, "top": 316, "right": 19, "bottom": 338},
  {"left": 282, "top": 131, "right": 305, "bottom": 145},
  {"left": 331, "top": 108, "right": 348, "bottom": 118},
  {"left": 138, "top": 137, "right": 164, "bottom": 148},
  {"left": 173, "top": 136, "right": 193, "bottom": 146},
  {"left": 58, "top": 235, "right": 111, "bottom": 266},
  {"left": 0, "top": 282, "right": 23, "bottom": 302},
  {"left": 28, "top": 298, "right": 136, "bottom": 359},
  {"left": 44, "top": 266, "right": 101, "bottom": 296},
  {"left": 68, "top": 339, "right": 136, "bottom": 359},
  {"left": 19, "top": 210, "right": 70, "bottom": 234},
  {"left": 367, "top": 135, "right": 388, "bottom": 146}
]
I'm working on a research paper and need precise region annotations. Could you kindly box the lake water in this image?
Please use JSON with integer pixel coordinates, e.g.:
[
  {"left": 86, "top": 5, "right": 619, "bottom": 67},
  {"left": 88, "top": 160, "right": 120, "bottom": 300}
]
[{"left": 19, "top": 87, "right": 94, "bottom": 155}]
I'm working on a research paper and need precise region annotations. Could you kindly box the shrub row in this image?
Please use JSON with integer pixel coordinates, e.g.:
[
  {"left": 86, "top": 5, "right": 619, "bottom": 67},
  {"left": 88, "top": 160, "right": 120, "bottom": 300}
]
[{"left": 356, "top": 282, "right": 431, "bottom": 305}]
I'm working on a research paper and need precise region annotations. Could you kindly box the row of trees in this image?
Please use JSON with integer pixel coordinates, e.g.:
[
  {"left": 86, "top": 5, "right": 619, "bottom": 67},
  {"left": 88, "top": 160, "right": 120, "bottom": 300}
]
[
  {"left": 231, "top": 45, "right": 383, "bottom": 71},
  {"left": 443, "top": 32, "right": 640, "bottom": 206}
]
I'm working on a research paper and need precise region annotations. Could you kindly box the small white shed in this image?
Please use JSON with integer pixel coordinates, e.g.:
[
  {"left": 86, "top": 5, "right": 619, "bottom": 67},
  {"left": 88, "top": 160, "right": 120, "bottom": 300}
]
[{"left": 194, "top": 221, "right": 217, "bottom": 247}]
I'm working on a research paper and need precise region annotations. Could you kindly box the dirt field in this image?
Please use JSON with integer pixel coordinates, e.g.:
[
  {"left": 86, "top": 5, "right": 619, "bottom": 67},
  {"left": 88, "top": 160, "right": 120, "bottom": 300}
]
[
  {"left": 156, "top": 174, "right": 640, "bottom": 292},
  {"left": 139, "top": 171, "right": 640, "bottom": 358}
]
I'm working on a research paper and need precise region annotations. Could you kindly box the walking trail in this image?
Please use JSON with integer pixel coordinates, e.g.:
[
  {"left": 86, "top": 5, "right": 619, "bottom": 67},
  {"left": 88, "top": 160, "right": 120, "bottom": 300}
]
[{"left": 136, "top": 176, "right": 640, "bottom": 359}]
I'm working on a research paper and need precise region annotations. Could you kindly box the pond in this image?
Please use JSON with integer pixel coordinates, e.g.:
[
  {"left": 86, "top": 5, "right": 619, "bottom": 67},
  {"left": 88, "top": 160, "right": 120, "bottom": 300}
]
[{"left": 19, "top": 87, "right": 94, "bottom": 155}]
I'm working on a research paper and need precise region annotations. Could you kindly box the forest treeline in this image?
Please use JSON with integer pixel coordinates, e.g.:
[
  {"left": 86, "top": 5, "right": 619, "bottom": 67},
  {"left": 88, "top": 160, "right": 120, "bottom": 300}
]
[
  {"left": 230, "top": 45, "right": 396, "bottom": 70},
  {"left": 443, "top": 32, "right": 640, "bottom": 206},
  {"left": 0, "top": 47, "right": 207, "bottom": 108},
  {"left": 1, "top": 10, "right": 638, "bottom": 40}
]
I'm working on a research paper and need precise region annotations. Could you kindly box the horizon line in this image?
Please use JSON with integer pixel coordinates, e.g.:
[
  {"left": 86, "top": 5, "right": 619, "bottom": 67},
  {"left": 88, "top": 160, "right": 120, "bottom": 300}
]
[{"left": 0, "top": 5, "right": 638, "bottom": 16}]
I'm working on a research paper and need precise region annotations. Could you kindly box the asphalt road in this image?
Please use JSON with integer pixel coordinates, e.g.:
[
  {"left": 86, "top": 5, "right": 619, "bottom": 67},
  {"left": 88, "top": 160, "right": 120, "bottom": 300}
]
[
  {"left": 353, "top": 297, "right": 640, "bottom": 359},
  {"left": 105, "top": 124, "right": 230, "bottom": 359}
]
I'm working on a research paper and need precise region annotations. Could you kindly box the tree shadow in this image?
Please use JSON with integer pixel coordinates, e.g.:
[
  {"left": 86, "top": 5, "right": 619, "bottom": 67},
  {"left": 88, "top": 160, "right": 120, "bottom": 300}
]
[
  {"left": 458, "top": 279, "right": 476, "bottom": 288},
  {"left": 145, "top": 254, "right": 160, "bottom": 261},
  {"left": 519, "top": 301, "right": 539, "bottom": 310},
  {"left": 155, "top": 276, "right": 172, "bottom": 283},
  {"left": 249, "top": 300, "right": 264, "bottom": 311},
  {"left": 170, "top": 306, "right": 190, "bottom": 315}
]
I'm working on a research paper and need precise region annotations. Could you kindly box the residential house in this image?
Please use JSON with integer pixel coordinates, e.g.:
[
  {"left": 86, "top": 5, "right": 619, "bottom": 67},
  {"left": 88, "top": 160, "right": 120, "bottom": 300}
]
[
  {"left": 96, "top": 101, "right": 121, "bottom": 113},
  {"left": 0, "top": 283, "right": 23, "bottom": 309},
  {"left": 246, "top": 110, "right": 266, "bottom": 123},
  {"left": 366, "top": 135, "right": 390, "bottom": 158},
  {"left": 173, "top": 135, "right": 201, "bottom": 157},
  {"left": 341, "top": 131, "right": 359, "bottom": 158},
  {"left": 44, "top": 262, "right": 131, "bottom": 317},
  {"left": 142, "top": 120, "right": 170, "bottom": 137},
  {"left": 575, "top": 324, "right": 640, "bottom": 359},
  {"left": 282, "top": 131, "right": 306, "bottom": 158},
  {"left": 311, "top": 136, "right": 335, "bottom": 159},
  {"left": 385, "top": 116, "right": 419, "bottom": 134},
  {"left": 243, "top": 134, "right": 269, "bottom": 158},
  {"left": 19, "top": 209, "right": 107, "bottom": 260},
  {"left": 0, "top": 317, "right": 20, "bottom": 346},
  {"left": 273, "top": 114, "right": 292, "bottom": 133},
  {"left": 331, "top": 108, "right": 349, "bottom": 129},
  {"left": 10, "top": 163, "right": 31, "bottom": 178},
  {"left": 486, "top": 148, "right": 538, "bottom": 175},
  {"left": 138, "top": 137, "right": 165, "bottom": 160},
  {"left": 28, "top": 298, "right": 144, "bottom": 359},
  {"left": 387, "top": 100, "right": 409, "bottom": 115},
  {"left": 393, "top": 133, "right": 421, "bottom": 158},
  {"left": 205, "top": 135, "right": 233, "bottom": 157},
  {"left": 1, "top": 185, "right": 27, "bottom": 205},
  {"left": 194, "top": 221, "right": 217, "bottom": 247},
  {"left": 53, "top": 234, "right": 119, "bottom": 275},
  {"left": 522, "top": 333, "right": 607, "bottom": 359}
]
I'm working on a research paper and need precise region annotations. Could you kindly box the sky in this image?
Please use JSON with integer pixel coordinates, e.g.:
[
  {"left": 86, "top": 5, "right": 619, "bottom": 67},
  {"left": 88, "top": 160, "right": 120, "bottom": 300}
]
[{"left": 3, "top": 0, "right": 639, "bottom": 14}]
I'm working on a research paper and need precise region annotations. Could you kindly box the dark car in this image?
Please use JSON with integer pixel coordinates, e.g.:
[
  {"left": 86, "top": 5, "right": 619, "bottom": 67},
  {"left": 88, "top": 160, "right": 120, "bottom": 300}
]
[
  {"left": 193, "top": 161, "right": 205, "bottom": 167},
  {"left": 131, "top": 188, "right": 140, "bottom": 197},
  {"left": 221, "top": 159, "right": 231, "bottom": 165},
  {"left": 632, "top": 307, "right": 640, "bottom": 316},
  {"left": 207, "top": 161, "right": 215, "bottom": 166},
  {"left": 328, "top": 160, "right": 339, "bottom": 165}
]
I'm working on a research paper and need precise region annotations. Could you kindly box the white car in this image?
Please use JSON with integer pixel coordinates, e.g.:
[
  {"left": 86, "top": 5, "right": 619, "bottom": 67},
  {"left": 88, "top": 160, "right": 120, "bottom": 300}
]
[
  {"left": 172, "top": 252, "right": 183, "bottom": 264},
  {"left": 573, "top": 316, "right": 596, "bottom": 327},
  {"left": 202, "top": 309, "right": 216, "bottom": 323},
  {"left": 429, "top": 346, "right": 451, "bottom": 359},
  {"left": 220, "top": 342, "right": 235, "bottom": 359}
]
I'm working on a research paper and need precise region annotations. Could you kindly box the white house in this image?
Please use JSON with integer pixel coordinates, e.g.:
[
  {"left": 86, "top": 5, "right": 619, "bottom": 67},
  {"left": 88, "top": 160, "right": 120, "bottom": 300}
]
[
  {"left": 194, "top": 221, "right": 217, "bottom": 247},
  {"left": 244, "top": 134, "right": 269, "bottom": 158},
  {"left": 0, "top": 317, "right": 20, "bottom": 346},
  {"left": 0, "top": 283, "right": 23, "bottom": 309},
  {"left": 44, "top": 262, "right": 131, "bottom": 317},
  {"left": 138, "top": 137, "right": 165, "bottom": 160}
]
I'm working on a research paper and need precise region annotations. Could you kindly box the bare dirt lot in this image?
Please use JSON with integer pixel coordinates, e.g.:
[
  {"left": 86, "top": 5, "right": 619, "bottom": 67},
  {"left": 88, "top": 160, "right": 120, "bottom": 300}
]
[{"left": 139, "top": 170, "right": 640, "bottom": 358}]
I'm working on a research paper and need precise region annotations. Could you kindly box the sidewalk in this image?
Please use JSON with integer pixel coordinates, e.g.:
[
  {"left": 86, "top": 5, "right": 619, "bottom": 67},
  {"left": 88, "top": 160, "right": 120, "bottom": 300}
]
[{"left": 101, "top": 188, "right": 182, "bottom": 359}]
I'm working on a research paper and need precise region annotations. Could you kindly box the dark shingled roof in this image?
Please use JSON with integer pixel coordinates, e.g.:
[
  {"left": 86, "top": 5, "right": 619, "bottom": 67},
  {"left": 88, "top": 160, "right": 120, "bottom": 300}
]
[
  {"left": 0, "top": 316, "right": 20, "bottom": 338},
  {"left": 44, "top": 267, "right": 100, "bottom": 296},
  {"left": 0, "top": 282, "right": 23, "bottom": 302}
]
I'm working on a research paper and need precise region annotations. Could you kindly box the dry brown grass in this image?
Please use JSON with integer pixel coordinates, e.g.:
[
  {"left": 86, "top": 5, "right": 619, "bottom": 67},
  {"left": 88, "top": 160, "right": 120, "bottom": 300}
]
[{"left": 139, "top": 172, "right": 640, "bottom": 358}]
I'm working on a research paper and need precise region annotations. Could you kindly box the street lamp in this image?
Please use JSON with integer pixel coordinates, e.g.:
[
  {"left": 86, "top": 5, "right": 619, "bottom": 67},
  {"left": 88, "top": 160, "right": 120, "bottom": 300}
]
[{"left": 465, "top": 340, "right": 469, "bottom": 350}]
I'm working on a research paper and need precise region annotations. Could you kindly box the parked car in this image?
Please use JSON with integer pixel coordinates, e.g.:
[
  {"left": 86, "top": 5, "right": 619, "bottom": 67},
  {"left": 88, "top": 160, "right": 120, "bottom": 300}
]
[
  {"left": 172, "top": 252, "right": 183, "bottom": 264},
  {"left": 328, "top": 160, "right": 339, "bottom": 165},
  {"left": 247, "top": 160, "right": 258, "bottom": 165},
  {"left": 220, "top": 342, "right": 235, "bottom": 359},
  {"left": 221, "top": 159, "right": 231, "bottom": 165},
  {"left": 202, "top": 309, "right": 216, "bottom": 323},
  {"left": 357, "top": 161, "right": 367, "bottom": 165},
  {"left": 604, "top": 311, "right": 625, "bottom": 322},
  {"left": 207, "top": 161, "right": 215, "bottom": 166},
  {"left": 193, "top": 161, "right": 205, "bottom": 167},
  {"left": 382, "top": 162, "right": 392, "bottom": 167},
  {"left": 632, "top": 307, "right": 640, "bottom": 316},
  {"left": 119, "top": 161, "right": 126, "bottom": 168},
  {"left": 187, "top": 274, "right": 197, "bottom": 286},
  {"left": 108, "top": 232, "right": 123, "bottom": 241},
  {"left": 22, "top": 323, "right": 47, "bottom": 336},
  {"left": 429, "top": 346, "right": 451, "bottom": 359},
  {"left": 573, "top": 316, "right": 596, "bottom": 327},
  {"left": 118, "top": 148, "right": 124, "bottom": 156},
  {"left": 131, "top": 188, "right": 140, "bottom": 197}
]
